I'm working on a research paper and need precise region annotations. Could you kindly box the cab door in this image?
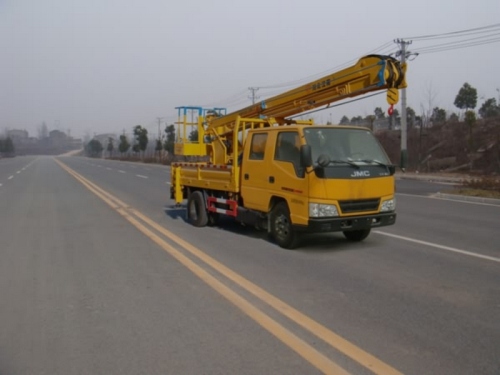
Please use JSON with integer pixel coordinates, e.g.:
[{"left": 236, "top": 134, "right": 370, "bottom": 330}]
[
  {"left": 240, "top": 132, "right": 273, "bottom": 212},
  {"left": 241, "top": 130, "right": 308, "bottom": 224},
  {"left": 270, "top": 131, "right": 309, "bottom": 224}
]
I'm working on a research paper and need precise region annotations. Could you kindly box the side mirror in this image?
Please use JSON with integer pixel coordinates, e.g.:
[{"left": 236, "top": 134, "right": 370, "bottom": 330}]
[
  {"left": 203, "top": 135, "right": 212, "bottom": 144},
  {"left": 317, "top": 154, "right": 330, "bottom": 168},
  {"left": 388, "top": 165, "right": 396, "bottom": 175},
  {"left": 300, "top": 144, "right": 313, "bottom": 168}
]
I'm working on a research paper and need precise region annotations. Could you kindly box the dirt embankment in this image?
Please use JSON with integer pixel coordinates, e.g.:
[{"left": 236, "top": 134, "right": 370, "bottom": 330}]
[{"left": 377, "top": 118, "right": 500, "bottom": 176}]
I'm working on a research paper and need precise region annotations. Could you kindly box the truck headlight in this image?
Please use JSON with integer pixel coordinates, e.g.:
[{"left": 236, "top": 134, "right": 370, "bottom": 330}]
[
  {"left": 309, "top": 203, "right": 339, "bottom": 218},
  {"left": 380, "top": 198, "right": 396, "bottom": 212}
]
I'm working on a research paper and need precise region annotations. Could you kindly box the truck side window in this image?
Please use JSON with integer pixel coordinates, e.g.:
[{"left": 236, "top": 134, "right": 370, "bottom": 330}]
[
  {"left": 249, "top": 133, "right": 267, "bottom": 160},
  {"left": 275, "top": 132, "right": 300, "bottom": 162},
  {"left": 275, "top": 132, "right": 303, "bottom": 177}
]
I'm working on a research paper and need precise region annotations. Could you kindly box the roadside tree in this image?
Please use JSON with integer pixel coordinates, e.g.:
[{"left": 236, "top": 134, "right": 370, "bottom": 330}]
[
  {"left": 374, "top": 107, "right": 385, "bottom": 119},
  {"left": 478, "top": 98, "right": 500, "bottom": 119},
  {"left": 431, "top": 107, "right": 447, "bottom": 124},
  {"left": 118, "top": 134, "right": 130, "bottom": 155},
  {"left": 188, "top": 129, "right": 198, "bottom": 142},
  {"left": 454, "top": 82, "right": 477, "bottom": 112},
  {"left": 85, "top": 139, "right": 103, "bottom": 158},
  {"left": 106, "top": 137, "right": 114, "bottom": 157},
  {"left": 339, "top": 115, "right": 350, "bottom": 125},
  {"left": 406, "top": 107, "right": 416, "bottom": 129},
  {"left": 164, "top": 124, "right": 175, "bottom": 154},
  {"left": 133, "top": 125, "right": 148, "bottom": 158}
]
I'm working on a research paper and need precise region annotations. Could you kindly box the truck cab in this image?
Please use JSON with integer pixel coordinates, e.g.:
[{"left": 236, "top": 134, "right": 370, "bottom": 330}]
[{"left": 240, "top": 125, "right": 396, "bottom": 248}]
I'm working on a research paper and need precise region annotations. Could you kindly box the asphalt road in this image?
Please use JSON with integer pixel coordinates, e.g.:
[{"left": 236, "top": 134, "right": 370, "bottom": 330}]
[{"left": 1, "top": 156, "right": 499, "bottom": 375}]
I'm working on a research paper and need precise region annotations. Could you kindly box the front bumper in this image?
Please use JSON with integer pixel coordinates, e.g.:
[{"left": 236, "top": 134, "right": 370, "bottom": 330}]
[{"left": 295, "top": 212, "right": 396, "bottom": 233}]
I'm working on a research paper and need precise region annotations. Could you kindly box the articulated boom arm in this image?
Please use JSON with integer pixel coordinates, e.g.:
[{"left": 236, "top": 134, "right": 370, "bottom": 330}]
[
  {"left": 208, "top": 54, "right": 406, "bottom": 130},
  {"left": 173, "top": 55, "right": 406, "bottom": 160}
]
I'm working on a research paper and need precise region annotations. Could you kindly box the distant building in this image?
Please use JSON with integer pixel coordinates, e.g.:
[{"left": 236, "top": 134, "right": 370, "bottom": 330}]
[
  {"left": 49, "top": 129, "right": 67, "bottom": 147},
  {"left": 7, "top": 129, "right": 29, "bottom": 140}
]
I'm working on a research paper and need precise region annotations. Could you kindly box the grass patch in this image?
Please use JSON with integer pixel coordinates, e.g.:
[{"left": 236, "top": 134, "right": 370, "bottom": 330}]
[{"left": 447, "top": 187, "right": 500, "bottom": 199}]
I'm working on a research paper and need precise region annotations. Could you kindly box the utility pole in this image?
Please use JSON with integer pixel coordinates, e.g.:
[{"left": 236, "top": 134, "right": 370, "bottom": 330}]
[
  {"left": 156, "top": 117, "right": 164, "bottom": 140},
  {"left": 248, "top": 87, "right": 260, "bottom": 104},
  {"left": 394, "top": 39, "right": 412, "bottom": 171},
  {"left": 156, "top": 117, "right": 164, "bottom": 161}
]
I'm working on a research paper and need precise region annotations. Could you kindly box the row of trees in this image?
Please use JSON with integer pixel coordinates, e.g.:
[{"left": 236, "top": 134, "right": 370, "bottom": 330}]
[
  {"left": 339, "top": 82, "right": 500, "bottom": 128},
  {"left": 338, "top": 106, "right": 454, "bottom": 129},
  {"left": 85, "top": 123, "right": 180, "bottom": 158},
  {"left": 0, "top": 137, "right": 15, "bottom": 155}
]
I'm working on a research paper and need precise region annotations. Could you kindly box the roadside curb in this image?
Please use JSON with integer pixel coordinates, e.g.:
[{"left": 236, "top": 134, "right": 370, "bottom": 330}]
[
  {"left": 434, "top": 193, "right": 500, "bottom": 206},
  {"left": 395, "top": 173, "right": 464, "bottom": 184}
]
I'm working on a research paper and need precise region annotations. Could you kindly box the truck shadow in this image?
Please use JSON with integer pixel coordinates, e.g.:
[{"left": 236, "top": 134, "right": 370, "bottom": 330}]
[
  {"left": 163, "top": 205, "right": 374, "bottom": 252},
  {"left": 163, "top": 204, "right": 187, "bottom": 221}
]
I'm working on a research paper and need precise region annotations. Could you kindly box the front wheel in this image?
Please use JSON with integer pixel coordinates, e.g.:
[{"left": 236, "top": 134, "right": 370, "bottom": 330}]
[
  {"left": 270, "top": 202, "right": 299, "bottom": 249},
  {"left": 187, "top": 191, "right": 208, "bottom": 227},
  {"left": 343, "top": 229, "right": 371, "bottom": 242}
]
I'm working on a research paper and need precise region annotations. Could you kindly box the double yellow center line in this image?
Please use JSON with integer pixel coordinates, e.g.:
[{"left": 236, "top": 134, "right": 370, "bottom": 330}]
[{"left": 56, "top": 159, "right": 403, "bottom": 375}]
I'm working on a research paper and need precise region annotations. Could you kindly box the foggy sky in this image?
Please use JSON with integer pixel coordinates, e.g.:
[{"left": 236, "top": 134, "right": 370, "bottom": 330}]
[{"left": 1, "top": 0, "right": 499, "bottom": 139}]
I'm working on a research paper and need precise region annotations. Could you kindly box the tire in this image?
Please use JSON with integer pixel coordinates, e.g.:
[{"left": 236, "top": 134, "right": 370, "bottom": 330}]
[
  {"left": 343, "top": 229, "right": 371, "bottom": 242},
  {"left": 187, "top": 191, "right": 208, "bottom": 227},
  {"left": 270, "top": 202, "right": 299, "bottom": 249}
]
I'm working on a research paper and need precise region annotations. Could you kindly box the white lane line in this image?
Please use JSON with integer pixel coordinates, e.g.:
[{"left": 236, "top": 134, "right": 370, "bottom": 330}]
[
  {"left": 8, "top": 176, "right": 14, "bottom": 180},
  {"left": 0, "top": 183, "right": 2, "bottom": 187},
  {"left": 136, "top": 174, "right": 148, "bottom": 179},
  {"left": 16, "top": 171, "right": 21, "bottom": 174},
  {"left": 118, "top": 170, "right": 126, "bottom": 174},
  {"left": 165, "top": 181, "right": 171, "bottom": 185},
  {"left": 396, "top": 192, "right": 500, "bottom": 208},
  {"left": 107, "top": 167, "right": 112, "bottom": 170},
  {"left": 374, "top": 231, "right": 500, "bottom": 264}
]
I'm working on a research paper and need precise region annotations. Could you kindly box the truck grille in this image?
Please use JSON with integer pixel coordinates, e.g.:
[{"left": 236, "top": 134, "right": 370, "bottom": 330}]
[{"left": 339, "top": 199, "right": 380, "bottom": 213}]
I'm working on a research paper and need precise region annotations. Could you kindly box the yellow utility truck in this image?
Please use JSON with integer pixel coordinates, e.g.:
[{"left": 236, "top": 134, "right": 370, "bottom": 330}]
[{"left": 171, "top": 54, "right": 406, "bottom": 248}]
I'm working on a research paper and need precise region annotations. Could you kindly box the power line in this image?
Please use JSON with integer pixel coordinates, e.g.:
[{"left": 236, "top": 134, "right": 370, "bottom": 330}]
[
  {"left": 400, "top": 23, "right": 500, "bottom": 55},
  {"left": 415, "top": 35, "right": 500, "bottom": 55},
  {"left": 403, "top": 22, "right": 500, "bottom": 41}
]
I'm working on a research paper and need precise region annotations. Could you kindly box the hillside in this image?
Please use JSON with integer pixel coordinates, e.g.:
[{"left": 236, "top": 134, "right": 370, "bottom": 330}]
[{"left": 377, "top": 117, "right": 500, "bottom": 176}]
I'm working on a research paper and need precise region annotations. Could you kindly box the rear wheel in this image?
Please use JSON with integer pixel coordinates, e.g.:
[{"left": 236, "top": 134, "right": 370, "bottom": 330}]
[
  {"left": 270, "top": 202, "right": 299, "bottom": 249},
  {"left": 343, "top": 229, "right": 371, "bottom": 242},
  {"left": 187, "top": 191, "right": 208, "bottom": 227}
]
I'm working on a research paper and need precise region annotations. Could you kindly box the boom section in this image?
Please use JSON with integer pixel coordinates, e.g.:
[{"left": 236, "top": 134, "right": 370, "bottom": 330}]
[{"left": 209, "top": 54, "right": 406, "bottom": 129}]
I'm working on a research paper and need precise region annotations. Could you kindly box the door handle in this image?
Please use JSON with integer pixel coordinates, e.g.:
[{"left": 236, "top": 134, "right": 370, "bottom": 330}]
[
  {"left": 244, "top": 173, "right": 249, "bottom": 180},
  {"left": 269, "top": 176, "right": 275, "bottom": 183}
]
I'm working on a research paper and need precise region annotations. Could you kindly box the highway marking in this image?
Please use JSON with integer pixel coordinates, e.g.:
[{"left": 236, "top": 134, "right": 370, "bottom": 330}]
[
  {"left": 107, "top": 167, "right": 112, "bottom": 170},
  {"left": 136, "top": 174, "right": 148, "bottom": 179},
  {"left": 8, "top": 175, "right": 13, "bottom": 180},
  {"left": 56, "top": 159, "right": 350, "bottom": 375},
  {"left": 56, "top": 158, "right": 403, "bottom": 375},
  {"left": 118, "top": 170, "right": 126, "bottom": 174},
  {"left": 374, "top": 231, "right": 500, "bottom": 264},
  {"left": 16, "top": 171, "right": 21, "bottom": 174},
  {"left": 397, "top": 192, "right": 500, "bottom": 208}
]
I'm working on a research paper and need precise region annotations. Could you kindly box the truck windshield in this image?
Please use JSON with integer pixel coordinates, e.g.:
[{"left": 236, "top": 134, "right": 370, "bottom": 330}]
[{"left": 303, "top": 127, "right": 391, "bottom": 166}]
